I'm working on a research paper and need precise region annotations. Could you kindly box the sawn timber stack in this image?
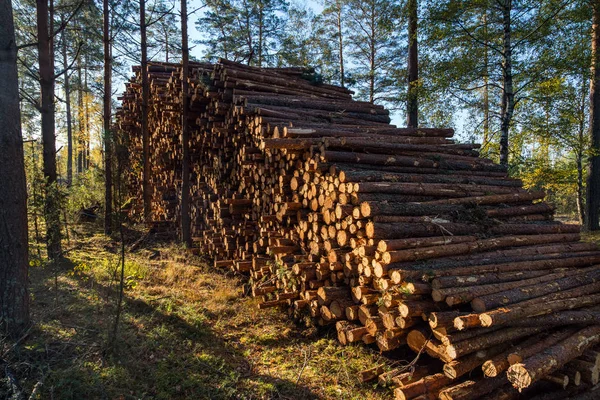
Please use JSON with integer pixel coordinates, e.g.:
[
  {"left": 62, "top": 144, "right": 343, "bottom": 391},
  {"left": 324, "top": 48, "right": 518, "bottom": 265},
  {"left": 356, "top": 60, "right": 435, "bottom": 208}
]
[{"left": 117, "top": 59, "right": 600, "bottom": 399}]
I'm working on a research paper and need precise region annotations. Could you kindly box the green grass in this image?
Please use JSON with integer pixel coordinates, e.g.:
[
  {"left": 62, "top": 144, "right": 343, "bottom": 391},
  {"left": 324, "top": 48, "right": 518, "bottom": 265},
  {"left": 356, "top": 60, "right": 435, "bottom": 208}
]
[{"left": 1, "top": 225, "right": 390, "bottom": 400}]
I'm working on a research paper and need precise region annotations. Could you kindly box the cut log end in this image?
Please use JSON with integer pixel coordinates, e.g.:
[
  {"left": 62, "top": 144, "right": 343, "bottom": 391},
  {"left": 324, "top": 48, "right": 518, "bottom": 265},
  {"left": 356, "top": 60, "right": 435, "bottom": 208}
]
[
  {"left": 479, "top": 313, "right": 493, "bottom": 327},
  {"left": 360, "top": 201, "right": 371, "bottom": 218},
  {"left": 446, "top": 345, "right": 458, "bottom": 360},
  {"left": 482, "top": 360, "right": 500, "bottom": 377},
  {"left": 507, "top": 363, "right": 532, "bottom": 391}
]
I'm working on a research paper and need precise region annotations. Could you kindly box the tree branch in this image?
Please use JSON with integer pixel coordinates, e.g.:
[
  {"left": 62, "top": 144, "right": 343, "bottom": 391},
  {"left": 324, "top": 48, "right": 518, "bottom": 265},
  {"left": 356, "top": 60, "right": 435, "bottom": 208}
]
[
  {"left": 53, "top": 0, "right": 85, "bottom": 39},
  {"left": 17, "top": 42, "right": 38, "bottom": 50},
  {"left": 19, "top": 88, "right": 41, "bottom": 112},
  {"left": 54, "top": 42, "right": 83, "bottom": 79},
  {"left": 146, "top": 4, "right": 176, "bottom": 28},
  {"left": 512, "top": 0, "right": 572, "bottom": 49}
]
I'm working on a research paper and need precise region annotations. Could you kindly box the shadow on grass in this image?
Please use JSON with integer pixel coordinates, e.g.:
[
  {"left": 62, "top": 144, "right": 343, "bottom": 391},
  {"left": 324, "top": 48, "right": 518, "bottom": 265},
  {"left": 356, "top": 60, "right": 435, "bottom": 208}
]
[{"left": 1, "top": 255, "right": 321, "bottom": 400}]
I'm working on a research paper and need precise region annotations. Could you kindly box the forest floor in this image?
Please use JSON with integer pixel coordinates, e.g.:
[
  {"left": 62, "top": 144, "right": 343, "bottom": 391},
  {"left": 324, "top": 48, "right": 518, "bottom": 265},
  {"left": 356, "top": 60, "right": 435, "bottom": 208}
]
[{"left": 1, "top": 224, "right": 393, "bottom": 400}]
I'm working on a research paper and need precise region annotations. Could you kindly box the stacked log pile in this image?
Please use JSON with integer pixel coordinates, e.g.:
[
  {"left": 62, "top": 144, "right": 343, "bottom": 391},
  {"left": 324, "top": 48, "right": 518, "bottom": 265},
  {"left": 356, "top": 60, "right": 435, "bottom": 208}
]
[{"left": 117, "top": 59, "right": 600, "bottom": 399}]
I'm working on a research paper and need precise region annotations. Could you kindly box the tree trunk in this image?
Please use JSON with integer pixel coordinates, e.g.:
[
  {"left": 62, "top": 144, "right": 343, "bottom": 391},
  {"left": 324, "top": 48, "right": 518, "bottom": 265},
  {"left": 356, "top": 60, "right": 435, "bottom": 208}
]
[
  {"left": 103, "top": 0, "right": 112, "bottom": 234},
  {"left": 141, "top": 0, "right": 151, "bottom": 223},
  {"left": 258, "top": 4, "right": 263, "bottom": 67},
  {"left": 369, "top": 2, "right": 375, "bottom": 104},
  {"left": 336, "top": 1, "right": 345, "bottom": 88},
  {"left": 499, "top": 0, "right": 514, "bottom": 167},
  {"left": 76, "top": 55, "right": 83, "bottom": 174},
  {"left": 407, "top": 0, "right": 418, "bottom": 128},
  {"left": 586, "top": 1, "right": 600, "bottom": 231},
  {"left": 37, "top": 0, "right": 62, "bottom": 259},
  {"left": 0, "top": 0, "right": 30, "bottom": 337},
  {"left": 577, "top": 149, "right": 586, "bottom": 225},
  {"left": 84, "top": 52, "right": 90, "bottom": 170},
  {"left": 578, "top": 73, "right": 587, "bottom": 225},
  {"left": 61, "top": 19, "right": 73, "bottom": 186},
  {"left": 482, "top": 12, "right": 490, "bottom": 152},
  {"left": 164, "top": 24, "right": 169, "bottom": 62},
  {"left": 181, "top": 0, "right": 191, "bottom": 247}
]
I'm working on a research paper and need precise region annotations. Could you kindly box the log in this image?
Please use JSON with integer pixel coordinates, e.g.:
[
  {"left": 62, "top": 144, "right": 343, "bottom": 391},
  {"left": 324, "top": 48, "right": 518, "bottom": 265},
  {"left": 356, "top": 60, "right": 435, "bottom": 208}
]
[
  {"left": 487, "top": 202, "right": 554, "bottom": 218},
  {"left": 437, "top": 376, "right": 507, "bottom": 400},
  {"left": 431, "top": 269, "right": 554, "bottom": 290},
  {"left": 443, "top": 344, "right": 508, "bottom": 379},
  {"left": 507, "top": 326, "right": 600, "bottom": 390},
  {"left": 400, "top": 254, "right": 600, "bottom": 282},
  {"left": 398, "top": 300, "right": 439, "bottom": 318},
  {"left": 445, "top": 327, "right": 543, "bottom": 360},
  {"left": 358, "top": 364, "right": 385, "bottom": 382},
  {"left": 393, "top": 373, "right": 454, "bottom": 400},
  {"left": 425, "top": 191, "right": 546, "bottom": 206},
  {"left": 377, "top": 236, "right": 478, "bottom": 253},
  {"left": 565, "top": 359, "right": 598, "bottom": 385},
  {"left": 480, "top": 291, "right": 600, "bottom": 328},
  {"left": 365, "top": 221, "right": 478, "bottom": 240},
  {"left": 337, "top": 168, "right": 519, "bottom": 186},
  {"left": 321, "top": 150, "right": 505, "bottom": 172},
  {"left": 381, "top": 234, "right": 582, "bottom": 265},
  {"left": 503, "top": 311, "right": 600, "bottom": 327},
  {"left": 360, "top": 202, "right": 461, "bottom": 218},
  {"left": 434, "top": 267, "right": 589, "bottom": 306},
  {"left": 482, "top": 334, "right": 563, "bottom": 378},
  {"left": 471, "top": 267, "right": 600, "bottom": 312},
  {"left": 388, "top": 365, "right": 437, "bottom": 387},
  {"left": 352, "top": 182, "right": 518, "bottom": 196}
]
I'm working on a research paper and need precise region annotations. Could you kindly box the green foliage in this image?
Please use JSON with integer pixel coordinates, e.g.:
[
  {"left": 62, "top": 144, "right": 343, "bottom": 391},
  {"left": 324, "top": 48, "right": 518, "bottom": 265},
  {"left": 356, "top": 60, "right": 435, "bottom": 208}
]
[
  {"left": 278, "top": 4, "right": 326, "bottom": 70},
  {"left": 514, "top": 153, "right": 581, "bottom": 217},
  {"left": 344, "top": 0, "right": 404, "bottom": 104},
  {"left": 65, "top": 168, "right": 105, "bottom": 220},
  {"left": 148, "top": 0, "right": 182, "bottom": 62},
  {"left": 197, "top": 0, "right": 289, "bottom": 66}
]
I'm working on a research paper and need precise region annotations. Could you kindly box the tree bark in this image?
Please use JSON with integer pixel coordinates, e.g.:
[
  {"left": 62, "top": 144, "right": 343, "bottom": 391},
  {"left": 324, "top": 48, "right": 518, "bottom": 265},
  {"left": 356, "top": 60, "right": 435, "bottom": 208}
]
[
  {"left": 499, "top": 0, "right": 514, "bottom": 167},
  {"left": 37, "top": 0, "right": 62, "bottom": 259},
  {"left": 336, "top": 1, "right": 345, "bottom": 87},
  {"left": 586, "top": 1, "right": 600, "bottom": 231},
  {"left": 76, "top": 53, "right": 84, "bottom": 174},
  {"left": 258, "top": 3, "right": 263, "bottom": 67},
  {"left": 407, "top": 0, "right": 418, "bottom": 128},
  {"left": 181, "top": 0, "right": 191, "bottom": 247},
  {"left": 577, "top": 72, "right": 587, "bottom": 225},
  {"left": 103, "top": 0, "right": 112, "bottom": 235},
  {"left": 369, "top": 1, "right": 375, "bottom": 103},
  {"left": 141, "top": 0, "right": 151, "bottom": 222},
  {"left": 0, "top": 0, "right": 30, "bottom": 337},
  {"left": 482, "top": 11, "right": 490, "bottom": 152},
  {"left": 84, "top": 51, "right": 90, "bottom": 170},
  {"left": 61, "top": 18, "right": 73, "bottom": 186}
]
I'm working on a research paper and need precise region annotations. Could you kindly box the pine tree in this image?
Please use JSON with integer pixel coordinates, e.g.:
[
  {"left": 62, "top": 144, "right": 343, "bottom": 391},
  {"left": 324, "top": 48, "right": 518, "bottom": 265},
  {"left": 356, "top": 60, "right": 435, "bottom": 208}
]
[
  {"left": 407, "top": 0, "right": 418, "bottom": 127},
  {"left": 587, "top": 0, "right": 600, "bottom": 231},
  {"left": 37, "top": 0, "right": 63, "bottom": 259},
  {"left": 0, "top": 0, "right": 30, "bottom": 337},
  {"left": 344, "top": 0, "right": 404, "bottom": 104},
  {"left": 313, "top": 0, "right": 347, "bottom": 86},
  {"left": 198, "top": 0, "right": 288, "bottom": 66}
]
